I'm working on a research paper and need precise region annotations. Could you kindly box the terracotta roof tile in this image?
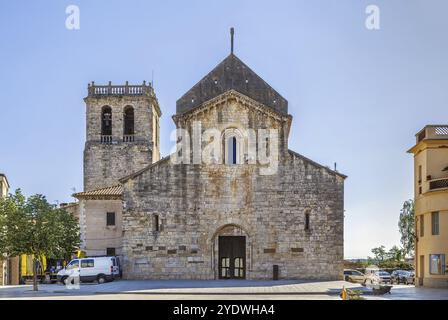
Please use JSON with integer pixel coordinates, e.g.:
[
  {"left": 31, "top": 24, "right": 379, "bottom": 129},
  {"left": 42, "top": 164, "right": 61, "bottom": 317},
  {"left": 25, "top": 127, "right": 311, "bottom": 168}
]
[{"left": 73, "top": 185, "right": 123, "bottom": 199}]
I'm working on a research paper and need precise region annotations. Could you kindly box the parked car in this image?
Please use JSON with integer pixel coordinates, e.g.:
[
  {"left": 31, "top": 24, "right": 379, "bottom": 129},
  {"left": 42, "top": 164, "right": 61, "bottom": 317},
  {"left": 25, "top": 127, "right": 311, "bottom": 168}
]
[
  {"left": 344, "top": 269, "right": 365, "bottom": 283},
  {"left": 363, "top": 270, "right": 391, "bottom": 285},
  {"left": 404, "top": 271, "right": 415, "bottom": 285},
  {"left": 57, "top": 256, "right": 119, "bottom": 285},
  {"left": 391, "top": 270, "right": 409, "bottom": 284}
]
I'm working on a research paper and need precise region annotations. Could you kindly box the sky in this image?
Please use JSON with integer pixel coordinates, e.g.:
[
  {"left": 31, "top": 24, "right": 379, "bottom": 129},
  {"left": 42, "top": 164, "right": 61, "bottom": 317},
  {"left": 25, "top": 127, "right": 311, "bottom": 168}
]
[{"left": 0, "top": 0, "right": 447, "bottom": 258}]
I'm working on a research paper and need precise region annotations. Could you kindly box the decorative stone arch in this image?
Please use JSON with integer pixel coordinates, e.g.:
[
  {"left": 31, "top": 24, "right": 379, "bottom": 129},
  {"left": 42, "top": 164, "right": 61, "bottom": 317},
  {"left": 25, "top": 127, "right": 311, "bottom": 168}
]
[
  {"left": 210, "top": 223, "right": 253, "bottom": 279},
  {"left": 222, "top": 127, "right": 245, "bottom": 165}
]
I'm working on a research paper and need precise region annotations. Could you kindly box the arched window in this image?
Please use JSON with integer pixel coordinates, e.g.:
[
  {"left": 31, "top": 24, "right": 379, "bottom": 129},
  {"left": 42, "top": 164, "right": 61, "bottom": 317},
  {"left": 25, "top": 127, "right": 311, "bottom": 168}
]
[
  {"left": 101, "top": 106, "right": 112, "bottom": 136},
  {"left": 228, "top": 137, "right": 237, "bottom": 164},
  {"left": 123, "top": 106, "right": 134, "bottom": 135},
  {"left": 223, "top": 128, "right": 243, "bottom": 165}
]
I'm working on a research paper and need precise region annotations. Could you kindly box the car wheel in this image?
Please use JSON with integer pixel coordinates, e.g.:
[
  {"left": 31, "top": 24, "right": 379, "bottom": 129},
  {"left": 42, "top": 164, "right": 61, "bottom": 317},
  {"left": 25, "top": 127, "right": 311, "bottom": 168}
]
[{"left": 97, "top": 275, "right": 106, "bottom": 284}]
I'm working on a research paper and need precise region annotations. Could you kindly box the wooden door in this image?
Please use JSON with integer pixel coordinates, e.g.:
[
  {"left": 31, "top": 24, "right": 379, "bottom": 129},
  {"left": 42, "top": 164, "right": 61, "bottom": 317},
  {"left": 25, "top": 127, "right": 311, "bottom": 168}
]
[{"left": 218, "top": 236, "right": 246, "bottom": 279}]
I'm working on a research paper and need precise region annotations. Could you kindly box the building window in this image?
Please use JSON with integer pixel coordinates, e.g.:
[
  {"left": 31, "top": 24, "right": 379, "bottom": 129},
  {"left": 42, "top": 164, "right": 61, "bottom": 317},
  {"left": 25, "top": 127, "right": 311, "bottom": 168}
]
[
  {"left": 227, "top": 136, "right": 237, "bottom": 164},
  {"left": 106, "top": 212, "right": 116, "bottom": 226},
  {"left": 418, "top": 165, "right": 422, "bottom": 183},
  {"left": 234, "top": 258, "right": 244, "bottom": 278},
  {"left": 305, "top": 211, "right": 310, "bottom": 231},
  {"left": 153, "top": 214, "right": 159, "bottom": 232},
  {"left": 431, "top": 212, "right": 439, "bottom": 235},
  {"left": 101, "top": 106, "right": 112, "bottom": 136},
  {"left": 429, "top": 254, "right": 445, "bottom": 275},
  {"left": 265, "top": 137, "right": 270, "bottom": 157},
  {"left": 106, "top": 248, "right": 116, "bottom": 256},
  {"left": 221, "top": 257, "right": 230, "bottom": 278},
  {"left": 123, "top": 106, "right": 134, "bottom": 135},
  {"left": 420, "top": 215, "right": 424, "bottom": 237},
  {"left": 223, "top": 128, "right": 242, "bottom": 165}
]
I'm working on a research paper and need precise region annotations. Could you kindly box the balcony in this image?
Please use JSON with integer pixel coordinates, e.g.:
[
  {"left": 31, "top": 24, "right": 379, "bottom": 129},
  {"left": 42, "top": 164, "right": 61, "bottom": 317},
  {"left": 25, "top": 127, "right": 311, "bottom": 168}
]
[
  {"left": 416, "top": 125, "right": 448, "bottom": 143},
  {"left": 87, "top": 81, "right": 154, "bottom": 97},
  {"left": 429, "top": 177, "right": 448, "bottom": 191}
]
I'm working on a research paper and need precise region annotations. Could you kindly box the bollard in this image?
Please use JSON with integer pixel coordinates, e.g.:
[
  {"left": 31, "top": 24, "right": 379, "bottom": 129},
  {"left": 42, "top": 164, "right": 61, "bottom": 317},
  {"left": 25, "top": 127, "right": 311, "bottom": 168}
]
[{"left": 342, "top": 286, "right": 347, "bottom": 300}]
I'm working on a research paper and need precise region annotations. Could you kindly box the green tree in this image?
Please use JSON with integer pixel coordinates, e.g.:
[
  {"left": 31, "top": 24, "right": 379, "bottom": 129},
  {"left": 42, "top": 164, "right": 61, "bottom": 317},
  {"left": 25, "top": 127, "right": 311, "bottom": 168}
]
[
  {"left": 370, "top": 245, "right": 387, "bottom": 264},
  {"left": 398, "top": 199, "right": 415, "bottom": 258},
  {"left": 387, "top": 245, "right": 403, "bottom": 262},
  {"left": 0, "top": 190, "right": 80, "bottom": 291}
]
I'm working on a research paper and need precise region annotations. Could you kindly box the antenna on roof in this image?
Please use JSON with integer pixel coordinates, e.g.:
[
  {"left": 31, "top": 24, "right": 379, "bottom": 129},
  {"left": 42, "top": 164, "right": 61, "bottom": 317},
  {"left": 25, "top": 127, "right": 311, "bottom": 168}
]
[
  {"left": 151, "top": 69, "right": 154, "bottom": 87},
  {"left": 230, "top": 27, "right": 235, "bottom": 54}
]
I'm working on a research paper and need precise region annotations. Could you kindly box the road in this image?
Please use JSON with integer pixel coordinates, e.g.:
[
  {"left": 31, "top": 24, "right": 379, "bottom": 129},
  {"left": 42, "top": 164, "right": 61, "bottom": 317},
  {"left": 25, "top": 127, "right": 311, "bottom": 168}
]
[{"left": 0, "top": 280, "right": 447, "bottom": 300}]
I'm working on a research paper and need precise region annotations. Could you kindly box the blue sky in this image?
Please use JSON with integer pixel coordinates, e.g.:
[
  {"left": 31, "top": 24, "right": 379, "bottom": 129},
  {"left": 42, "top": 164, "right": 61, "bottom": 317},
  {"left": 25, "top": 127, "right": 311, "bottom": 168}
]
[{"left": 0, "top": 1, "right": 447, "bottom": 258}]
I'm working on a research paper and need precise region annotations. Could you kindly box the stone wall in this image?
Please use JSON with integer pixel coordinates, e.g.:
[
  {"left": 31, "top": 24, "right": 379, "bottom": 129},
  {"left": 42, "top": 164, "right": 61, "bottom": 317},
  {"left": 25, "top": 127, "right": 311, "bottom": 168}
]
[
  {"left": 79, "top": 199, "right": 123, "bottom": 257},
  {"left": 122, "top": 153, "right": 344, "bottom": 280},
  {"left": 83, "top": 95, "right": 159, "bottom": 191},
  {"left": 121, "top": 97, "right": 344, "bottom": 280}
]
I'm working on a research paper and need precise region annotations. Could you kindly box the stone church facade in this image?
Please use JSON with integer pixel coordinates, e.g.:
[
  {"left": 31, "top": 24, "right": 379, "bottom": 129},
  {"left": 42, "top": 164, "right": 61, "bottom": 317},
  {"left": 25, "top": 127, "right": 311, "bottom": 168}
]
[{"left": 72, "top": 38, "right": 346, "bottom": 280}]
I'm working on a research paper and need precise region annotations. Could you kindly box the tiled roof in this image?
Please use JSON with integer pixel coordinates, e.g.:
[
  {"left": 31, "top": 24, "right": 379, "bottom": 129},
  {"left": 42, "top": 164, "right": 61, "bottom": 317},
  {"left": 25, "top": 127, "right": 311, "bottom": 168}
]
[
  {"left": 176, "top": 54, "right": 288, "bottom": 116},
  {"left": 73, "top": 185, "right": 123, "bottom": 199}
]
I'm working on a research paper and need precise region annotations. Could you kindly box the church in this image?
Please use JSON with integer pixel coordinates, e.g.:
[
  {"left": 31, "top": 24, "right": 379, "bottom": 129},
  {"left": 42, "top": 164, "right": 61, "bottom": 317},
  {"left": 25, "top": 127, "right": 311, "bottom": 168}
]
[{"left": 70, "top": 30, "right": 346, "bottom": 280}]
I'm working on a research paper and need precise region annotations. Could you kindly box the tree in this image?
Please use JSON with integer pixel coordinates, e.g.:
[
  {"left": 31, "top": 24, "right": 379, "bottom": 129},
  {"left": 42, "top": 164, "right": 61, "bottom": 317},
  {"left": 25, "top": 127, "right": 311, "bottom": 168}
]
[
  {"left": 387, "top": 245, "right": 403, "bottom": 262},
  {"left": 370, "top": 245, "right": 387, "bottom": 264},
  {"left": 398, "top": 199, "right": 415, "bottom": 258},
  {"left": 0, "top": 190, "right": 80, "bottom": 291}
]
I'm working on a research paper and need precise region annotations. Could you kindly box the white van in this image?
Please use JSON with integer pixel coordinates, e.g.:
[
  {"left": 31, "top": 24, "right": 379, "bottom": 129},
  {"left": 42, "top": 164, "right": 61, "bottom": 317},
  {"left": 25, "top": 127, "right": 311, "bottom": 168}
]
[{"left": 57, "top": 256, "right": 120, "bottom": 284}]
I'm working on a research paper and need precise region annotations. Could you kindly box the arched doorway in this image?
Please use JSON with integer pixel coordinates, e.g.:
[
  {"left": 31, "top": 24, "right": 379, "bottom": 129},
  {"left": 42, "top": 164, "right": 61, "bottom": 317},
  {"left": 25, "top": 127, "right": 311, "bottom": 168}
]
[
  {"left": 218, "top": 236, "right": 246, "bottom": 279},
  {"left": 212, "top": 224, "right": 250, "bottom": 280}
]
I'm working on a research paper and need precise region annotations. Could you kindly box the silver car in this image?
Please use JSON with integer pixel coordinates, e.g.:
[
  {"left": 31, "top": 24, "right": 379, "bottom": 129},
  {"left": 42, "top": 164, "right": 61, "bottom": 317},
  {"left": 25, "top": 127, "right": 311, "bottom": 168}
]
[
  {"left": 344, "top": 269, "right": 365, "bottom": 283},
  {"left": 363, "top": 270, "right": 391, "bottom": 285}
]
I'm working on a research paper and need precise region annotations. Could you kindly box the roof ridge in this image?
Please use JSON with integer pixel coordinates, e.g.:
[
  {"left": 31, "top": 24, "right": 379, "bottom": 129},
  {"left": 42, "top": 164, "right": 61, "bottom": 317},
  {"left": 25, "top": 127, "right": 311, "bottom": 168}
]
[
  {"left": 288, "top": 149, "right": 347, "bottom": 179},
  {"left": 119, "top": 155, "right": 171, "bottom": 183}
]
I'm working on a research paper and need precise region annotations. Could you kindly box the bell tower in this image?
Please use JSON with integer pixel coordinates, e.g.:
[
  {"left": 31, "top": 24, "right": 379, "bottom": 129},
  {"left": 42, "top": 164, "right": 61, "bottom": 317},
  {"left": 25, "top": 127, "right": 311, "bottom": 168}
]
[{"left": 83, "top": 81, "right": 161, "bottom": 191}]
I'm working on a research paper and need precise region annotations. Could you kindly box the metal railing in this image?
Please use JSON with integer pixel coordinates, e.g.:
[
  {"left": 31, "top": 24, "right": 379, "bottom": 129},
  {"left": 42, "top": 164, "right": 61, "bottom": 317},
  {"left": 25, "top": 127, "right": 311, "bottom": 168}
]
[{"left": 429, "top": 177, "right": 448, "bottom": 191}]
